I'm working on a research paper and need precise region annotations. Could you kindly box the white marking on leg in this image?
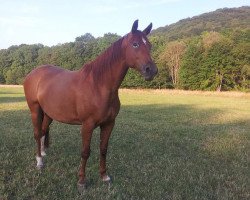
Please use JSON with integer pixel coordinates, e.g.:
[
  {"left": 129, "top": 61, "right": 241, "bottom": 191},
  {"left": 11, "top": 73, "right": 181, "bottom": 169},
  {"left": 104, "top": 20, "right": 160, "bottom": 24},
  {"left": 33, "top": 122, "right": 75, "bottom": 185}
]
[
  {"left": 36, "top": 156, "right": 44, "bottom": 168},
  {"left": 102, "top": 175, "right": 111, "bottom": 182},
  {"left": 41, "top": 151, "right": 46, "bottom": 156},
  {"left": 41, "top": 136, "right": 46, "bottom": 156}
]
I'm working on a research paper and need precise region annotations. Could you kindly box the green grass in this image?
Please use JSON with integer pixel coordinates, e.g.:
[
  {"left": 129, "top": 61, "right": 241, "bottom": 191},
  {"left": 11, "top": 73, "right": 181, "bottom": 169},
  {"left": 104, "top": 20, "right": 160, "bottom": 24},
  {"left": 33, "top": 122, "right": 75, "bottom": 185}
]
[{"left": 0, "top": 87, "right": 250, "bottom": 200}]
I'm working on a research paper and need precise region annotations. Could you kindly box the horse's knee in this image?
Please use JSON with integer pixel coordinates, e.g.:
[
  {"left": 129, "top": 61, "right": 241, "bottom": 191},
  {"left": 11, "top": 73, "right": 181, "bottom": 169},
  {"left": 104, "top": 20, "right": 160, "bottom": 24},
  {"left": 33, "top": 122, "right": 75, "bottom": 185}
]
[
  {"left": 81, "top": 149, "right": 91, "bottom": 160},
  {"left": 33, "top": 130, "right": 41, "bottom": 140}
]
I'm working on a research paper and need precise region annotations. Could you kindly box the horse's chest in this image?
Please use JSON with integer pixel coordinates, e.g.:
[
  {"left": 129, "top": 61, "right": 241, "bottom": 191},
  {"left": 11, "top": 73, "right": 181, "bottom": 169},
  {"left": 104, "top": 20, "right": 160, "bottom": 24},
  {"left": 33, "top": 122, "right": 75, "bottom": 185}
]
[
  {"left": 97, "top": 98, "right": 120, "bottom": 123},
  {"left": 106, "top": 105, "right": 118, "bottom": 119}
]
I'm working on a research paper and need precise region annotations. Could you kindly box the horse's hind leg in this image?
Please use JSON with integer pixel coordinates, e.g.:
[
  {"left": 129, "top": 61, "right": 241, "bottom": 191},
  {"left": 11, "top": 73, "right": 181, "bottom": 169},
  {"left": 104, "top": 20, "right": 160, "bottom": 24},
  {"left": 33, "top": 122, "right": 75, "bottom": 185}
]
[
  {"left": 30, "top": 103, "right": 44, "bottom": 169},
  {"left": 41, "top": 114, "right": 53, "bottom": 156}
]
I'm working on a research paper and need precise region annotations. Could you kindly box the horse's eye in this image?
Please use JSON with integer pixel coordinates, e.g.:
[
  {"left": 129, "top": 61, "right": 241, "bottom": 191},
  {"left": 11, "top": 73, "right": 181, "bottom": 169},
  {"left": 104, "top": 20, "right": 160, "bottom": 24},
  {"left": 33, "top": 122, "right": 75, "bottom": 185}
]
[{"left": 132, "top": 42, "right": 139, "bottom": 48}]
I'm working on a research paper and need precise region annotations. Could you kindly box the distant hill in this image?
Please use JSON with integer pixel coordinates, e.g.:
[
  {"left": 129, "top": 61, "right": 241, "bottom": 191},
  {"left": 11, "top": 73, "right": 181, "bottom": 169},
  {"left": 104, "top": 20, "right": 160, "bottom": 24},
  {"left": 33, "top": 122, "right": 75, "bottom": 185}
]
[{"left": 151, "top": 6, "right": 250, "bottom": 41}]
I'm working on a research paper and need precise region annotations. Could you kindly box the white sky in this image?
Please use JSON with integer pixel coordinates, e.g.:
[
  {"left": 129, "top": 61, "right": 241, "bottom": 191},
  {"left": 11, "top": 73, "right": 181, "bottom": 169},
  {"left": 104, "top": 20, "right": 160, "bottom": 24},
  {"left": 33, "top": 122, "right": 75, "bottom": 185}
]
[{"left": 0, "top": 0, "right": 249, "bottom": 49}]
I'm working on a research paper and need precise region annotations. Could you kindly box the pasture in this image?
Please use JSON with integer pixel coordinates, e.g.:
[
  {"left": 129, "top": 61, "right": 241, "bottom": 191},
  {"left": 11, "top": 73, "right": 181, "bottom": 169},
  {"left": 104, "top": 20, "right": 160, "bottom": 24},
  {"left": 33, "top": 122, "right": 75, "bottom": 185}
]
[{"left": 0, "top": 86, "right": 249, "bottom": 199}]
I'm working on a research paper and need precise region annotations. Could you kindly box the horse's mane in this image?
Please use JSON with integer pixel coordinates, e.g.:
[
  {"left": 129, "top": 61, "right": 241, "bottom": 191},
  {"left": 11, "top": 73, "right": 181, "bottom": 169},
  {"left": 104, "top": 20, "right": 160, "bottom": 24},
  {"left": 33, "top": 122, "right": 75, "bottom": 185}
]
[{"left": 81, "top": 37, "right": 124, "bottom": 81}]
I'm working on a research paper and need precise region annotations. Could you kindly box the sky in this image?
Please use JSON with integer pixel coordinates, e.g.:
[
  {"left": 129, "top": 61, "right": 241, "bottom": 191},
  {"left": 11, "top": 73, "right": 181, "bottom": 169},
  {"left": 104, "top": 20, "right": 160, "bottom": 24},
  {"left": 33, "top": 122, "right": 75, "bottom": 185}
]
[{"left": 0, "top": 0, "right": 249, "bottom": 49}]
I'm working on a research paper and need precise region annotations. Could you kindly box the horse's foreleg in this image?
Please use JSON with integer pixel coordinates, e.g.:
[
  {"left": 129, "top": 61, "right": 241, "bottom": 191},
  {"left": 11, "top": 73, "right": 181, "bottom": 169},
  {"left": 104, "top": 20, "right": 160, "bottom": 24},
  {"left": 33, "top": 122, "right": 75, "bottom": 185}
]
[
  {"left": 78, "top": 121, "right": 94, "bottom": 190},
  {"left": 99, "top": 120, "right": 115, "bottom": 183}
]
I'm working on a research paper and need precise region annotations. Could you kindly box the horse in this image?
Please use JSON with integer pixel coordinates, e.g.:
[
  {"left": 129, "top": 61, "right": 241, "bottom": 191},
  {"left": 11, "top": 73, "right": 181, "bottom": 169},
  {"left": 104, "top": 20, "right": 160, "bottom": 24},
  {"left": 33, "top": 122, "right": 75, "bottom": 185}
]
[{"left": 23, "top": 20, "right": 158, "bottom": 191}]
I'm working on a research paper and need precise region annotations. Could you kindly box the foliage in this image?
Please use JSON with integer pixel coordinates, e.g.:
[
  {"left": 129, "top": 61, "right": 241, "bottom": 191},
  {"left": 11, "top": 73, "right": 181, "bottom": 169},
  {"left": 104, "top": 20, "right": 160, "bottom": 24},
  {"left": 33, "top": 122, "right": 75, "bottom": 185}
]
[
  {"left": 158, "top": 41, "right": 186, "bottom": 88},
  {"left": 179, "top": 38, "right": 204, "bottom": 90},
  {"left": 121, "top": 67, "right": 170, "bottom": 89},
  {"left": 179, "top": 31, "right": 250, "bottom": 91},
  {"left": 0, "top": 7, "right": 249, "bottom": 91}
]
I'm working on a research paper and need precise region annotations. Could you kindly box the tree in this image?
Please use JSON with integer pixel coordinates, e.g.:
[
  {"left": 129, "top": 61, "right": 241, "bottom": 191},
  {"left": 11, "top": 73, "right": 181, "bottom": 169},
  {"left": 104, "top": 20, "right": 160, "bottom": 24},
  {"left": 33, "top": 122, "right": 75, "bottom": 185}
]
[
  {"left": 5, "top": 67, "right": 25, "bottom": 84},
  {"left": 179, "top": 38, "right": 204, "bottom": 90},
  {"left": 37, "top": 47, "right": 52, "bottom": 66},
  {"left": 232, "top": 41, "right": 250, "bottom": 90},
  {"left": 0, "top": 49, "right": 12, "bottom": 83},
  {"left": 75, "top": 33, "right": 95, "bottom": 43},
  {"left": 0, "top": 73, "right": 5, "bottom": 83},
  {"left": 159, "top": 41, "right": 186, "bottom": 88},
  {"left": 96, "top": 33, "right": 121, "bottom": 53},
  {"left": 202, "top": 31, "right": 222, "bottom": 49},
  {"left": 204, "top": 38, "right": 237, "bottom": 91},
  {"left": 240, "top": 65, "right": 250, "bottom": 90}
]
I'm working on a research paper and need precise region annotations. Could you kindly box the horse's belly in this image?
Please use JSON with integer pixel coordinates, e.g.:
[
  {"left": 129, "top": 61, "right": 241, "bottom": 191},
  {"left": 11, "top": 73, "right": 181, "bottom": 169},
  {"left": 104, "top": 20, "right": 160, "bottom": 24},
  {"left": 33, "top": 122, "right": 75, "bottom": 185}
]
[
  {"left": 46, "top": 107, "right": 81, "bottom": 125},
  {"left": 38, "top": 87, "right": 81, "bottom": 125},
  {"left": 42, "top": 101, "right": 81, "bottom": 125}
]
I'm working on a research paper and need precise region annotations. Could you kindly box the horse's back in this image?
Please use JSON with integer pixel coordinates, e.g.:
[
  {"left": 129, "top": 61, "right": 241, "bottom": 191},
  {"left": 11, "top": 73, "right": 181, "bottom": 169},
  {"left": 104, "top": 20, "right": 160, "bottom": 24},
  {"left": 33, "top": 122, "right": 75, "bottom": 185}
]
[{"left": 24, "top": 65, "right": 65, "bottom": 85}]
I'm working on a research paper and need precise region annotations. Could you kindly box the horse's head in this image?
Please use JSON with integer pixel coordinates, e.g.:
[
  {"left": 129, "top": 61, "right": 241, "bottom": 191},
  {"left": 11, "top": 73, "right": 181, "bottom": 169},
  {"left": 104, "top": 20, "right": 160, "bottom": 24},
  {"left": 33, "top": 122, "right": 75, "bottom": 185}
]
[{"left": 123, "top": 20, "right": 158, "bottom": 81}]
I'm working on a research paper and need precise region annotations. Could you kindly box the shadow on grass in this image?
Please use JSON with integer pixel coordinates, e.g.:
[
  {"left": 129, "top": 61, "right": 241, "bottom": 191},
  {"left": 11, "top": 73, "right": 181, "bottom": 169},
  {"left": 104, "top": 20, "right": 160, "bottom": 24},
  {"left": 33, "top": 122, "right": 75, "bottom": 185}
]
[
  {"left": 0, "top": 96, "right": 26, "bottom": 103},
  {"left": 0, "top": 91, "right": 24, "bottom": 95},
  {"left": 0, "top": 104, "right": 249, "bottom": 199}
]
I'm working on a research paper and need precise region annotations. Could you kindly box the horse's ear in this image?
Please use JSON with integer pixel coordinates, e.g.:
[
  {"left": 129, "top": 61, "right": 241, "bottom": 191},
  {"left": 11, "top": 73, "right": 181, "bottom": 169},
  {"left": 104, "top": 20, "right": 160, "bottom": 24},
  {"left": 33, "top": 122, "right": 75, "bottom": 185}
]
[
  {"left": 143, "top": 23, "right": 153, "bottom": 35},
  {"left": 131, "top": 20, "right": 139, "bottom": 34}
]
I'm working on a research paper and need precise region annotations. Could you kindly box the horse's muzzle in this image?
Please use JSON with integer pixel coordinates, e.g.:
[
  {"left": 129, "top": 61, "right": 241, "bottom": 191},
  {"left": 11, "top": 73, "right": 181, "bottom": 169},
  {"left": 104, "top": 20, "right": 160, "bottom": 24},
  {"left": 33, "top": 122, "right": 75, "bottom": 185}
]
[{"left": 142, "top": 63, "right": 158, "bottom": 81}]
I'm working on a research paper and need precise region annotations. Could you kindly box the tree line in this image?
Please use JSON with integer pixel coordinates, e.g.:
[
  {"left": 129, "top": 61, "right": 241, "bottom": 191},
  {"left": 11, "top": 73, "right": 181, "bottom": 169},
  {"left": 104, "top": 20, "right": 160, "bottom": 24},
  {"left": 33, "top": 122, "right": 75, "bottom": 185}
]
[
  {"left": 0, "top": 33, "right": 120, "bottom": 85},
  {"left": 157, "top": 30, "right": 250, "bottom": 91},
  {"left": 0, "top": 7, "right": 249, "bottom": 91}
]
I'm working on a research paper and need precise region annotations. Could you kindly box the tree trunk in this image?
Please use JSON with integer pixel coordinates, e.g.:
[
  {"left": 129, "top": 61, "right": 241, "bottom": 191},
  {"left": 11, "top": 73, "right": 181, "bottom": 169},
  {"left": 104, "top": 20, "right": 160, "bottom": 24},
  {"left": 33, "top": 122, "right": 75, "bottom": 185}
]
[{"left": 216, "top": 74, "right": 223, "bottom": 92}]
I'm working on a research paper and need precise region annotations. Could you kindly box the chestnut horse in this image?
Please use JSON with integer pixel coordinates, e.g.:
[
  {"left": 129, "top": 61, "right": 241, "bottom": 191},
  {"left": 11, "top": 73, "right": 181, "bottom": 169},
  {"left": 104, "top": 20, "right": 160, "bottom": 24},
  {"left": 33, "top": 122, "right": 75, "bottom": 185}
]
[{"left": 24, "top": 20, "right": 158, "bottom": 190}]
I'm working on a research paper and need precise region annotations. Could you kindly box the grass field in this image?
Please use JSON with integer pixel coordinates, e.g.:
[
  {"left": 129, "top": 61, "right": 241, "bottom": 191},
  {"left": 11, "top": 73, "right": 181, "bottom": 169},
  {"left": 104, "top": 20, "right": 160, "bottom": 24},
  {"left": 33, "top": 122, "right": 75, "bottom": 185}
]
[{"left": 0, "top": 86, "right": 250, "bottom": 200}]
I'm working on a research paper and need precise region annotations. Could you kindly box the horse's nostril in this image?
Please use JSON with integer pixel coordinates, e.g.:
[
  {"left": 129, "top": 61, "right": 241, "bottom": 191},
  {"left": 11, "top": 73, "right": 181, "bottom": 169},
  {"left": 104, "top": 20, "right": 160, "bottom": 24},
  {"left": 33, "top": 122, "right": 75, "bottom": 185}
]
[{"left": 145, "top": 66, "right": 150, "bottom": 73}]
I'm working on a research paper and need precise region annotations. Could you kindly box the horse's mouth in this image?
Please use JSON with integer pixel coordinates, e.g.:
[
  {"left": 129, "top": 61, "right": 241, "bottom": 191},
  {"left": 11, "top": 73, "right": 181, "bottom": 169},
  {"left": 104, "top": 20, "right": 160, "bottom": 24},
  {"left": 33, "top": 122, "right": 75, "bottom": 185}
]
[
  {"left": 144, "top": 75, "right": 154, "bottom": 81},
  {"left": 142, "top": 64, "right": 158, "bottom": 81}
]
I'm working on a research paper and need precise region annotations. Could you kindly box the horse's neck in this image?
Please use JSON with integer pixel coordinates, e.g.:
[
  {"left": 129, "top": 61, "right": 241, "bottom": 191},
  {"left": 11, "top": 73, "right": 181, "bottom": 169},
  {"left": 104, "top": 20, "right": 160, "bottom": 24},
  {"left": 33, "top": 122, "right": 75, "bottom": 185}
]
[
  {"left": 97, "top": 58, "right": 128, "bottom": 91},
  {"left": 81, "top": 43, "right": 128, "bottom": 91}
]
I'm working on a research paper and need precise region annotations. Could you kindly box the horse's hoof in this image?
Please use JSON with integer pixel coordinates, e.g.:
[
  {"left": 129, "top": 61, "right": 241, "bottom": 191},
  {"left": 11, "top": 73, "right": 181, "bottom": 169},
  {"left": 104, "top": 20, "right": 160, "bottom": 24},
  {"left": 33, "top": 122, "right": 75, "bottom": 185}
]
[
  {"left": 36, "top": 164, "right": 44, "bottom": 170},
  {"left": 36, "top": 156, "right": 44, "bottom": 169},
  {"left": 102, "top": 175, "right": 112, "bottom": 185},
  {"left": 77, "top": 182, "right": 87, "bottom": 194}
]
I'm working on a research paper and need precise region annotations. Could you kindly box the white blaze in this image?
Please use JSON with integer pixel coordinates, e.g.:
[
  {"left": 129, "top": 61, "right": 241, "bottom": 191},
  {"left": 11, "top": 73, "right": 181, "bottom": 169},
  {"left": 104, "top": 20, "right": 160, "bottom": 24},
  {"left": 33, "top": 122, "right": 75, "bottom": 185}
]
[{"left": 142, "top": 37, "right": 147, "bottom": 45}]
